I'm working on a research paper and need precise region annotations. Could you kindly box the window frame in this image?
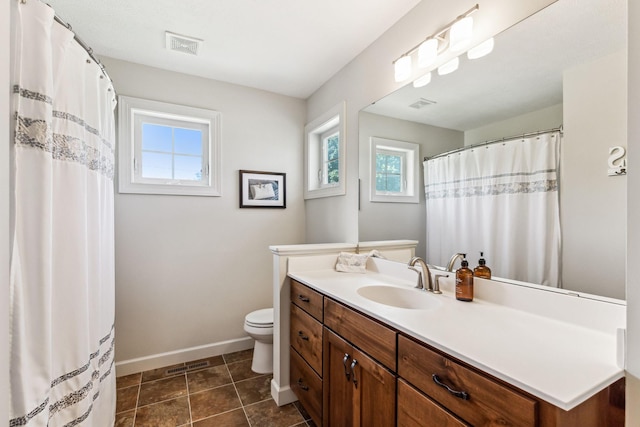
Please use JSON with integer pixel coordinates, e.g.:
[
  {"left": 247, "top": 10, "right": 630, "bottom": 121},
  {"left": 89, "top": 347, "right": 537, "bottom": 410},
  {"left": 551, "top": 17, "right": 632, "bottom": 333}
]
[
  {"left": 304, "top": 101, "right": 346, "bottom": 199},
  {"left": 320, "top": 127, "right": 340, "bottom": 188},
  {"left": 370, "top": 137, "right": 419, "bottom": 203},
  {"left": 118, "top": 96, "right": 221, "bottom": 197}
]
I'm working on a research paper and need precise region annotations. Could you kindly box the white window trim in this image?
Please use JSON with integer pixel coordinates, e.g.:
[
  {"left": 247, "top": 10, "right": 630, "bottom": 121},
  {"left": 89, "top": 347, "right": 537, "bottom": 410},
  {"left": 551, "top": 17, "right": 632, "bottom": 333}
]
[
  {"left": 304, "top": 101, "right": 346, "bottom": 199},
  {"left": 118, "top": 96, "right": 222, "bottom": 197},
  {"left": 370, "top": 137, "right": 419, "bottom": 203}
]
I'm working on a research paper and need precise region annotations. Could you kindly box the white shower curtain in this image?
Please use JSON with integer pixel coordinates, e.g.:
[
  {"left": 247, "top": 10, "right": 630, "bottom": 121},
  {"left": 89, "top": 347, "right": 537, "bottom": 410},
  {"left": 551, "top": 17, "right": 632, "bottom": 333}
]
[
  {"left": 424, "top": 131, "right": 561, "bottom": 286},
  {"left": 10, "top": 1, "right": 116, "bottom": 426}
]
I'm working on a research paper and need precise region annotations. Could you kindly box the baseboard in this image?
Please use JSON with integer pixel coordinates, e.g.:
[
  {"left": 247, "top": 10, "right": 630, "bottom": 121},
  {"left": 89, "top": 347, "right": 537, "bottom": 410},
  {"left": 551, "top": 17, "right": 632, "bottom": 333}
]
[
  {"left": 115, "top": 336, "right": 254, "bottom": 377},
  {"left": 271, "top": 379, "right": 298, "bottom": 406}
]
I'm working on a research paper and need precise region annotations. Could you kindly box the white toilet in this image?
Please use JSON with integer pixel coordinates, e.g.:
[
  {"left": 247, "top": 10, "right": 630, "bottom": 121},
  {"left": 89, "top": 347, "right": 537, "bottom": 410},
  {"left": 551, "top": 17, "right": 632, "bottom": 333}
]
[{"left": 243, "top": 308, "right": 274, "bottom": 374}]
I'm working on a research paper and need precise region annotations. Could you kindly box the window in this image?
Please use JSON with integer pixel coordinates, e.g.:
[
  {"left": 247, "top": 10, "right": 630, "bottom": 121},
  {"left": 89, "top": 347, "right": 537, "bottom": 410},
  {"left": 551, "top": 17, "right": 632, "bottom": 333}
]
[
  {"left": 118, "top": 96, "right": 221, "bottom": 196},
  {"left": 370, "top": 137, "right": 419, "bottom": 203},
  {"left": 304, "top": 102, "right": 346, "bottom": 199}
]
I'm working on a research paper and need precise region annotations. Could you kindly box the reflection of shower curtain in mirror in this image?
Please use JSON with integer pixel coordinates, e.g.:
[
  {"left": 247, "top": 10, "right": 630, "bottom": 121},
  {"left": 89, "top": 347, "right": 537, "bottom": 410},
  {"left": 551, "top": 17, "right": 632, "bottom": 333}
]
[
  {"left": 10, "top": 1, "right": 116, "bottom": 425},
  {"left": 424, "top": 132, "right": 561, "bottom": 286}
]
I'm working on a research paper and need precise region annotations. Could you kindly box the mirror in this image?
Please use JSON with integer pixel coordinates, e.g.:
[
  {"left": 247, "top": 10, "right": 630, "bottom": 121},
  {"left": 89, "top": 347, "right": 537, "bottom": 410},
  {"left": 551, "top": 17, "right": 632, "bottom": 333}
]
[{"left": 359, "top": 0, "right": 627, "bottom": 300}]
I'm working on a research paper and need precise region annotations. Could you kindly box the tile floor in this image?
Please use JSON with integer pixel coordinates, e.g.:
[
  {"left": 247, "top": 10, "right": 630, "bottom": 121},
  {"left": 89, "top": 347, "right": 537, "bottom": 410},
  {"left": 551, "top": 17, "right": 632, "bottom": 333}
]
[{"left": 115, "top": 349, "right": 316, "bottom": 427}]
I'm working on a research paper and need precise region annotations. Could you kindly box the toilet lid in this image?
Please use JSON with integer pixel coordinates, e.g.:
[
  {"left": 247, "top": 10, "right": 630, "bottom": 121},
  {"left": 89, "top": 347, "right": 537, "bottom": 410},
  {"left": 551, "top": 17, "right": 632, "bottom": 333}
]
[{"left": 245, "top": 308, "right": 273, "bottom": 326}]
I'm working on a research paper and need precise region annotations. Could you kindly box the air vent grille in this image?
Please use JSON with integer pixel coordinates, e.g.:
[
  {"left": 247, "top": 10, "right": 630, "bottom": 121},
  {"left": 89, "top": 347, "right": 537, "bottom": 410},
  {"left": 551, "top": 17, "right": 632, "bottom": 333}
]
[
  {"left": 409, "top": 98, "right": 437, "bottom": 109},
  {"left": 166, "top": 31, "right": 203, "bottom": 56},
  {"left": 165, "top": 360, "right": 210, "bottom": 375}
]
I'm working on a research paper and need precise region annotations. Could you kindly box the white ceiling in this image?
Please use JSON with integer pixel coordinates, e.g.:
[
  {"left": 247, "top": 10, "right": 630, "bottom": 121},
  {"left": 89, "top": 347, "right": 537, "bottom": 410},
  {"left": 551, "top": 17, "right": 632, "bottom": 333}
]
[{"left": 46, "top": 0, "right": 421, "bottom": 99}]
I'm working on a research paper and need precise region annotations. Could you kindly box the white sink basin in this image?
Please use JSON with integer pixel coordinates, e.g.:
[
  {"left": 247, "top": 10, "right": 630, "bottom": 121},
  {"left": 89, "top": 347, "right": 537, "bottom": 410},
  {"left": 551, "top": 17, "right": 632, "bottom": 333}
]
[{"left": 357, "top": 285, "right": 442, "bottom": 310}]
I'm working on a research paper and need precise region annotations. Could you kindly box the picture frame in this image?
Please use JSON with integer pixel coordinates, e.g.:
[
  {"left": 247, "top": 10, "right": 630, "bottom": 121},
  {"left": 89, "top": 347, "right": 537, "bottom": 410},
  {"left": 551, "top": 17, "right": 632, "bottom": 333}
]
[{"left": 239, "top": 170, "right": 286, "bottom": 208}]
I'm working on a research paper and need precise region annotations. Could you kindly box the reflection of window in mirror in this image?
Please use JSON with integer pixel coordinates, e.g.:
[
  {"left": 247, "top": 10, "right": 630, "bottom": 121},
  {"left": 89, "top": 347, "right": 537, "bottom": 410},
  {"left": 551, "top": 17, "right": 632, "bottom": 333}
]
[
  {"left": 304, "top": 101, "right": 346, "bottom": 199},
  {"left": 370, "top": 137, "right": 419, "bottom": 203}
]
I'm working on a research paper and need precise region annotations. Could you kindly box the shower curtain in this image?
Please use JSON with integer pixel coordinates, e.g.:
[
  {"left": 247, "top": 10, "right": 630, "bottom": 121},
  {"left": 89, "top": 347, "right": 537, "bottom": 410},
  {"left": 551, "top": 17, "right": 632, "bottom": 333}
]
[
  {"left": 10, "top": 1, "right": 116, "bottom": 425},
  {"left": 424, "top": 131, "right": 561, "bottom": 286}
]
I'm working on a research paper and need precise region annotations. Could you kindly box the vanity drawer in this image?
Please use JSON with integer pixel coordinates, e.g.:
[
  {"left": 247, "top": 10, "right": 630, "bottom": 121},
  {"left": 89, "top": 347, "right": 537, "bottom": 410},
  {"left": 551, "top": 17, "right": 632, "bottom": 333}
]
[
  {"left": 398, "top": 379, "right": 469, "bottom": 427},
  {"left": 323, "top": 298, "right": 396, "bottom": 371},
  {"left": 290, "top": 347, "right": 322, "bottom": 426},
  {"left": 290, "top": 302, "right": 323, "bottom": 375},
  {"left": 290, "top": 279, "right": 323, "bottom": 322},
  {"left": 398, "top": 335, "right": 536, "bottom": 426}
]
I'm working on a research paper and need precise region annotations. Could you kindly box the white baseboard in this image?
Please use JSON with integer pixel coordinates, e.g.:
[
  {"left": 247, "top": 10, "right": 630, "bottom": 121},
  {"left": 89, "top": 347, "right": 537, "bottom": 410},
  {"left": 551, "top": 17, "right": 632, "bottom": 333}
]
[
  {"left": 115, "top": 336, "right": 254, "bottom": 377},
  {"left": 271, "top": 379, "right": 297, "bottom": 406}
]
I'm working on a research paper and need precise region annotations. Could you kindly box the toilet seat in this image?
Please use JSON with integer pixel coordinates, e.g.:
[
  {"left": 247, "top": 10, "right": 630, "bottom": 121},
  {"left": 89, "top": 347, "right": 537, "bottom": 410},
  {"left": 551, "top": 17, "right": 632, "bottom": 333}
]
[{"left": 245, "top": 308, "right": 273, "bottom": 328}]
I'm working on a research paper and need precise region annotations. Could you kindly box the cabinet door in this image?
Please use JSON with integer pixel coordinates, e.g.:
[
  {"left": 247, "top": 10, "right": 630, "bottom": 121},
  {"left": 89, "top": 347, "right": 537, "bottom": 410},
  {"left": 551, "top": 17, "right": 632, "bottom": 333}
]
[
  {"left": 323, "top": 328, "right": 353, "bottom": 426},
  {"left": 350, "top": 345, "right": 396, "bottom": 427},
  {"left": 323, "top": 328, "right": 396, "bottom": 427}
]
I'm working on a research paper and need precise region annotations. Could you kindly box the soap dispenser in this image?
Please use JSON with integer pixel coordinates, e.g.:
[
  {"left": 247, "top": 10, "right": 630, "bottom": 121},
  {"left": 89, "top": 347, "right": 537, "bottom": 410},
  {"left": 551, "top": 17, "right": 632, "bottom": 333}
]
[
  {"left": 455, "top": 254, "right": 474, "bottom": 302},
  {"left": 473, "top": 252, "right": 492, "bottom": 279}
]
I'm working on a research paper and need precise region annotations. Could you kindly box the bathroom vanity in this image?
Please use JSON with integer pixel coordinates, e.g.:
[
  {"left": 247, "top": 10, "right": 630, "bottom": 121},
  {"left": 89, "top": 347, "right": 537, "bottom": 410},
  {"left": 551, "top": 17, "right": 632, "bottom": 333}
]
[{"left": 286, "top": 256, "right": 625, "bottom": 426}]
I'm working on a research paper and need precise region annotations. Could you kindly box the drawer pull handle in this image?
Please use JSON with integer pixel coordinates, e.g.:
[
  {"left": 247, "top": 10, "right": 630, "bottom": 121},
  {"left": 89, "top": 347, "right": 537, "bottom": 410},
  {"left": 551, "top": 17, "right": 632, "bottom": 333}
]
[
  {"left": 350, "top": 359, "right": 358, "bottom": 388},
  {"left": 298, "top": 295, "right": 310, "bottom": 302},
  {"left": 297, "top": 378, "right": 309, "bottom": 391},
  {"left": 343, "top": 353, "right": 351, "bottom": 380},
  {"left": 297, "top": 331, "right": 309, "bottom": 341},
  {"left": 432, "top": 374, "right": 470, "bottom": 400}
]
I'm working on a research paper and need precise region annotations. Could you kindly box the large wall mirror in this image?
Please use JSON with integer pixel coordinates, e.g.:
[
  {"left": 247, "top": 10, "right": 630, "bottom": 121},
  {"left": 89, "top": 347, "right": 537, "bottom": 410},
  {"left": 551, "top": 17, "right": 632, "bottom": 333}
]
[{"left": 359, "top": 0, "right": 627, "bottom": 300}]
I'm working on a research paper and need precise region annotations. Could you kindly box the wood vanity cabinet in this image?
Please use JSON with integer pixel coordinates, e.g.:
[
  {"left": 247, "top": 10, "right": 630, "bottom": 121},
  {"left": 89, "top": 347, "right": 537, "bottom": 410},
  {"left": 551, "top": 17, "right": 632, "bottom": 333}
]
[{"left": 289, "top": 279, "right": 625, "bottom": 427}]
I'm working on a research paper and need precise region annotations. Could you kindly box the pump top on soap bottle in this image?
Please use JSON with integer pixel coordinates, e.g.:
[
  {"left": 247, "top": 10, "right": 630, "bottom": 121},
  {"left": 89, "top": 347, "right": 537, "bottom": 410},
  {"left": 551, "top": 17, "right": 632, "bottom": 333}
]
[
  {"left": 455, "top": 254, "right": 474, "bottom": 302},
  {"left": 473, "top": 251, "right": 492, "bottom": 279}
]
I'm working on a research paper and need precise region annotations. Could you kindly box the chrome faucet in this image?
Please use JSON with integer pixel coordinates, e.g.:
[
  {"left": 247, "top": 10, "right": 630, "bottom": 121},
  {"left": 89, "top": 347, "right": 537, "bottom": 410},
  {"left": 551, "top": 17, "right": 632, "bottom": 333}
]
[
  {"left": 408, "top": 257, "right": 441, "bottom": 294},
  {"left": 446, "top": 252, "right": 465, "bottom": 272}
]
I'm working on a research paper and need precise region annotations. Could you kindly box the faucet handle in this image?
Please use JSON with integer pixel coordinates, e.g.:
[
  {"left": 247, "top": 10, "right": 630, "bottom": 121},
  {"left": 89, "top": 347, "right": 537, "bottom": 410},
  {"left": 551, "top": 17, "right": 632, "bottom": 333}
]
[
  {"left": 408, "top": 266, "right": 424, "bottom": 289},
  {"left": 433, "top": 274, "right": 448, "bottom": 294}
]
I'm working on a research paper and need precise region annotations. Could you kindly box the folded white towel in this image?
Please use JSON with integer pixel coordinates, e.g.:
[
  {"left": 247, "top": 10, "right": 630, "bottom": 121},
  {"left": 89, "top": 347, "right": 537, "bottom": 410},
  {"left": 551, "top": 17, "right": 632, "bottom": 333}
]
[{"left": 335, "top": 252, "right": 369, "bottom": 273}]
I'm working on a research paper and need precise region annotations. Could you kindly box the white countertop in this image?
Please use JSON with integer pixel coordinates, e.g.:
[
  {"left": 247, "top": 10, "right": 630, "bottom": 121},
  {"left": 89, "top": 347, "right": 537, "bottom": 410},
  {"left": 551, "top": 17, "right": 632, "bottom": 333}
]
[{"left": 288, "top": 260, "right": 625, "bottom": 411}]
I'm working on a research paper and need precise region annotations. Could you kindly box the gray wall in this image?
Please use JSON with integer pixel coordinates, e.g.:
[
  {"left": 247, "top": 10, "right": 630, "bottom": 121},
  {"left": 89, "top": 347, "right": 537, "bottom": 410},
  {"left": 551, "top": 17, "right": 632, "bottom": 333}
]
[
  {"left": 101, "top": 58, "right": 307, "bottom": 362},
  {"left": 562, "top": 49, "right": 627, "bottom": 299},
  {"left": 627, "top": 0, "right": 640, "bottom": 421},
  {"left": 358, "top": 111, "right": 463, "bottom": 259}
]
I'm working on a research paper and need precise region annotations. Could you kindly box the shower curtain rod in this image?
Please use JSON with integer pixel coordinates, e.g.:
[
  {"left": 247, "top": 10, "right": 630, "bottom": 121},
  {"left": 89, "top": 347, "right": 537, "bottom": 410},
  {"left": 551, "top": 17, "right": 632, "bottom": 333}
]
[
  {"left": 22, "top": 0, "right": 115, "bottom": 87},
  {"left": 424, "top": 125, "right": 563, "bottom": 161}
]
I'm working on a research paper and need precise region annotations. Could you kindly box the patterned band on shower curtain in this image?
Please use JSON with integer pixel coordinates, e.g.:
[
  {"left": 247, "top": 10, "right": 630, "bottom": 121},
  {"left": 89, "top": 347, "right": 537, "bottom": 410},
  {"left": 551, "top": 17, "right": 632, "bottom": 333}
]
[
  {"left": 10, "top": 1, "right": 116, "bottom": 426},
  {"left": 424, "top": 131, "right": 561, "bottom": 286}
]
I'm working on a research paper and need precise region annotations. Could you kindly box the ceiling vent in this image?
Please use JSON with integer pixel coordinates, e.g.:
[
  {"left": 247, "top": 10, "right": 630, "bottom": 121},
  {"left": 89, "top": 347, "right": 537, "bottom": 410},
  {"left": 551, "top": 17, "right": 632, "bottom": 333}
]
[
  {"left": 409, "top": 98, "right": 437, "bottom": 109},
  {"left": 165, "top": 31, "right": 203, "bottom": 56}
]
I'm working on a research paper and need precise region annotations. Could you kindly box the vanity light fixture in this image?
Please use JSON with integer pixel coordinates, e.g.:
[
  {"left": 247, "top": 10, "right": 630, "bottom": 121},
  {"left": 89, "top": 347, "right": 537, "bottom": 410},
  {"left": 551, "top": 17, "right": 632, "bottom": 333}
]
[
  {"left": 413, "top": 72, "right": 432, "bottom": 88},
  {"left": 438, "top": 57, "right": 459, "bottom": 75},
  {"left": 394, "top": 55, "right": 412, "bottom": 82},
  {"left": 392, "top": 4, "right": 479, "bottom": 83},
  {"left": 467, "top": 37, "right": 494, "bottom": 59}
]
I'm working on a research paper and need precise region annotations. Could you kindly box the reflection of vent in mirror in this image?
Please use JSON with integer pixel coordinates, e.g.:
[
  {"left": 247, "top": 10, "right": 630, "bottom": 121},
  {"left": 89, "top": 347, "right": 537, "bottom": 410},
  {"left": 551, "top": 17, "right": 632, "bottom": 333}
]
[
  {"left": 166, "top": 31, "right": 203, "bottom": 56},
  {"left": 409, "top": 98, "right": 437, "bottom": 109}
]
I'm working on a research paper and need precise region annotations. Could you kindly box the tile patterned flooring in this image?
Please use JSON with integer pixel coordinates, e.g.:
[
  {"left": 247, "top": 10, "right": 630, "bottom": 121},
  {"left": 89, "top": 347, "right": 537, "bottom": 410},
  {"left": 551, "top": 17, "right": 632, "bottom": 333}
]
[{"left": 115, "top": 349, "right": 315, "bottom": 427}]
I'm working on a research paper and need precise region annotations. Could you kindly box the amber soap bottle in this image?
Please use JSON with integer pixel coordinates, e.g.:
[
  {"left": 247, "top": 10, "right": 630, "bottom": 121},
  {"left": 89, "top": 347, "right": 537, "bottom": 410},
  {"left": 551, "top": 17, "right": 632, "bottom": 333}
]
[
  {"left": 455, "top": 255, "right": 474, "bottom": 302},
  {"left": 473, "top": 252, "right": 492, "bottom": 279}
]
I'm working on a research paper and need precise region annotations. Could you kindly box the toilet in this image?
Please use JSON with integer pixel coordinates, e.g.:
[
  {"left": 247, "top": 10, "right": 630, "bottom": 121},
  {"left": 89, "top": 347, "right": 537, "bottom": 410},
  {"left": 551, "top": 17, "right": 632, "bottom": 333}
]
[{"left": 243, "top": 308, "right": 274, "bottom": 374}]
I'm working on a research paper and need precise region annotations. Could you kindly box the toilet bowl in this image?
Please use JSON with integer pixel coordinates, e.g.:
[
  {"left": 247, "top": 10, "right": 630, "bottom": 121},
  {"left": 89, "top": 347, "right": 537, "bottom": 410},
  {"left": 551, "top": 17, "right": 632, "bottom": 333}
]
[{"left": 244, "top": 308, "right": 274, "bottom": 374}]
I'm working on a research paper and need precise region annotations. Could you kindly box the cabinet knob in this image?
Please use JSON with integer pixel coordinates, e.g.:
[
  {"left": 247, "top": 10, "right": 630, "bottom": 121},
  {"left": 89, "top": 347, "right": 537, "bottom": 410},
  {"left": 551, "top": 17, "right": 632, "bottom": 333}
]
[
  {"left": 432, "top": 374, "right": 470, "bottom": 400},
  {"left": 298, "top": 294, "right": 310, "bottom": 302},
  {"left": 297, "top": 330, "right": 309, "bottom": 341},
  {"left": 297, "top": 378, "right": 309, "bottom": 391},
  {"left": 343, "top": 353, "right": 351, "bottom": 380}
]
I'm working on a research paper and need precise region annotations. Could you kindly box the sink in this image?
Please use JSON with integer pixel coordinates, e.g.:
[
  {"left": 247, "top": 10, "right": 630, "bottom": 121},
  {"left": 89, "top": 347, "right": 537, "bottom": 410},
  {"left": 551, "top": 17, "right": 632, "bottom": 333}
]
[{"left": 357, "top": 285, "right": 442, "bottom": 310}]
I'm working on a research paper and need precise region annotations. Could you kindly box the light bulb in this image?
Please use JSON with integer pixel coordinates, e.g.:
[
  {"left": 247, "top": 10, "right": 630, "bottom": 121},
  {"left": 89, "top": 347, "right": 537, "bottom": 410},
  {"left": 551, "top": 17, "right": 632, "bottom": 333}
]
[
  {"left": 449, "top": 16, "right": 473, "bottom": 52},
  {"left": 418, "top": 38, "right": 438, "bottom": 68},
  {"left": 394, "top": 56, "right": 412, "bottom": 82},
  {"left": 467, "top": 37, "right": 494, "bottom": 59},
  {"left": 437, "top": 57, "right": 459, "bottom": 76},
  {"left": 413, "top": 72, "right": 432, "bottom": 88}
]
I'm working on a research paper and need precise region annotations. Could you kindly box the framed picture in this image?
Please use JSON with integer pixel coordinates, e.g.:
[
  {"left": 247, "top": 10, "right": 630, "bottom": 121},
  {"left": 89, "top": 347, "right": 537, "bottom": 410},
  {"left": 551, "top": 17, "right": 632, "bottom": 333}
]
[{"left": 239, "top": 170, "right": 286, "bottom": 208}]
